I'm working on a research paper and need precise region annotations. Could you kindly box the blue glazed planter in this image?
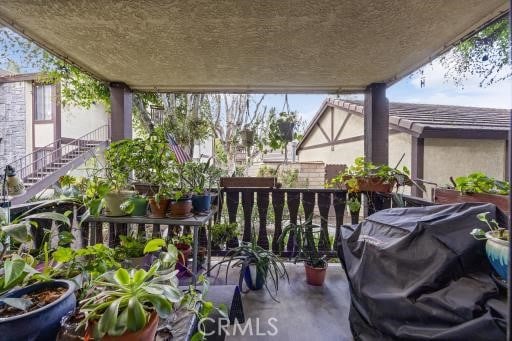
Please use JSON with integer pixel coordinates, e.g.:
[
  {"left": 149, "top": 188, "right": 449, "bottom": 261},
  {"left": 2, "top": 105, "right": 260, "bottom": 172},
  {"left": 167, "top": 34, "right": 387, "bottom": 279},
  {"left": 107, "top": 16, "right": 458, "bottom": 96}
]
[
  {"left": 485, "top": 231, "right": 509, "bottom": 281},
  {"left": 243, "top": 264, "right": 268, "bottom": 291},
  {"left": 192, "top": 193, "right": 212, "bottom": 212},
  {"left": 0, "top": 280, "right": 76, "bottom": 341}
]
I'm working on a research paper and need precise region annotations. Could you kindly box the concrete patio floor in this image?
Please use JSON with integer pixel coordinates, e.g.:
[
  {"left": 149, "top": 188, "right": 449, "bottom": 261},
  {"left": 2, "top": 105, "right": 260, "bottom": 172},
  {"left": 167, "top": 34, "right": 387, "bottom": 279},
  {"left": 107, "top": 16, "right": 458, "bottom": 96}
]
[{"left": 210, "top": 262, "right": 353, "bottom": 341}]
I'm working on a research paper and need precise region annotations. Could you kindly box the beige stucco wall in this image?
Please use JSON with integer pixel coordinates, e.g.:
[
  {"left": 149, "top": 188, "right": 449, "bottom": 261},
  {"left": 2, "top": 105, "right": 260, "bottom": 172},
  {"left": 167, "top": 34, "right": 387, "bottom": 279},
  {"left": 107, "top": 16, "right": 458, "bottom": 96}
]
[
  {"left": 424, "top": 138, "right": 506, "bottom": 188},
  {"left": 61, "top": 103, "right": 109, "bottom": 138},
  {"left": 298, "top": 109, "right": 412, "bottom": 172},
  {"left": 33, "top": 123, "right": 54, "bottom": 147}
]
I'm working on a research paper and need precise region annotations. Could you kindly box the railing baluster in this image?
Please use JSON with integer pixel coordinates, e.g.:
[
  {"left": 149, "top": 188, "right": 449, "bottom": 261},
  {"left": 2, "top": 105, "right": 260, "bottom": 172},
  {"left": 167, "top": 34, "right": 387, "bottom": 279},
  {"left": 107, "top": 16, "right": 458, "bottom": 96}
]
[
  {"left": 256, "top": 190, "right": 270, "bottom": 250},
  {"left": 153, "top": 224, "right": 161, "bottom": 238},
  {"left": 286, "top": 191, "right": 300, "bottom": 252},
  {"left": 226, "top": 191, "right": 240, "bottom": 248},
  {"left": 137, "top": 224, "right": 146, "bottom": 239},
  {"left": 241, "top": 190, "right": 254, "bottom": 243},
  {"left": 302, "top": 192, "right": 315, "bottom": 223},
  {"left": 272, "top": 191, "right": 285, "bottom": 253},
  {"left": 94, "top": 222, "right": 103, "bottom": 244},
  {"left": 317, "top": 192, "right": 331, "bottom": 251},
  {"left": 333, "top": 191, "right": 347, "bottom": 251},
  {"left": 108, "top": 223, "right": 116, "bottom": 248}
]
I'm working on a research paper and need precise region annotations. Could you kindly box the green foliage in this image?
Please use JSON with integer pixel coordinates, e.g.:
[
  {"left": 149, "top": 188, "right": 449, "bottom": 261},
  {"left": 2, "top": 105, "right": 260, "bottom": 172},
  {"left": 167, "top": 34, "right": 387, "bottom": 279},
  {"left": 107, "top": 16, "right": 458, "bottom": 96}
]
[
  {"left": 266, "top": 110, "right": 302, "bottom": 150},
  {"left": 174, "top": 234, "right": 193, "bottom": 247},
  {"left": 143, "top": 239, "right": 179, "bottom": 270},
  {"left": 116, "top": 235, "right": 146, "bottom": 259},
  {"left": 347, "top": 196, "right": 361, "bottom": 213},
  {"left": 442, "top": 17, "right": 510, "bottom": 87},
  {"left": 278, "top": 221, "right": 326, "bottom": 268},
  {"left": 329, "top": 157, "right": 414, "bottom": 193},
  {"left": 181, "top": 159, "right": 223, "bottom": 194},
  {"left": 471, "top": 212, "right": 508, "bottom": 241},
  {"left": 257, "top": 165, "right": 278, "bottom": 177},
  {"left": 0, "top": 258, "right": 38, "bottom": 295},
  {"left": 79, "top": 262, "right": 182, "bottom": 338},
  {"left": 211, "top": 222, "right": 239, "bottom": 247},
  {"left": 454, "top": 172, "right": 510, "bottom": 195},
  {"left": 211, "top": 240, "right": 288, "bottom": 301}
]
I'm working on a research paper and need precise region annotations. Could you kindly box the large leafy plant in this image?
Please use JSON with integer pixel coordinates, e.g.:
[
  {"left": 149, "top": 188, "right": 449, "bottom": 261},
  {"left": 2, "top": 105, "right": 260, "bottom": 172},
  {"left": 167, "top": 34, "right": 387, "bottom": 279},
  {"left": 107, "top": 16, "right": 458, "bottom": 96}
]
[
  {"left": 330, "top": 157, "right": 415, "bottom": 193},
  {"left": 210, "top": 239, "right": 288, "bottom": 301},
  {"left": 80, "top": 262, "right": 182, "bottom": 338},
  {"left": 278, "top": 220, "right": 326, "bottom": 268},
  {"left": 454, "top": 172, "right": 510, "bottom": 195}
]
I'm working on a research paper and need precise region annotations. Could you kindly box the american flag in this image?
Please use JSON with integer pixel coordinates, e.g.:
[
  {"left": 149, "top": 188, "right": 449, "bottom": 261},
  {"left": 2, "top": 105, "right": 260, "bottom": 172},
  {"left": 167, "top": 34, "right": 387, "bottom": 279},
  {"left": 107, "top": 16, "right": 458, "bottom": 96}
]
[{"left": 166, "top": 133, "right": 191, "bottom": 164}]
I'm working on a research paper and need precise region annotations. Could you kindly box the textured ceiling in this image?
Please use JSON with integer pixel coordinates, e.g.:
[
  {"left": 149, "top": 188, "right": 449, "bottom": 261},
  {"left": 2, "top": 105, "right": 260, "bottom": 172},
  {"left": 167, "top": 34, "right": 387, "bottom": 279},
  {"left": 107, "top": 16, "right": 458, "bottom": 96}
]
[{"left": 0, "top": 0, "right": 507, "bottom": 92}]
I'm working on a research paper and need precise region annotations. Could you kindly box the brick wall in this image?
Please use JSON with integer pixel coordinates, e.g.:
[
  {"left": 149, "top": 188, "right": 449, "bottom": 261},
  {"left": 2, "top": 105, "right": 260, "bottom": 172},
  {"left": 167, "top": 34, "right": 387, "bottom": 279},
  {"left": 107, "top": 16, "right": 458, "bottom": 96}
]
[
  {"left": 0, "top": 82, "right": 26, "bottom": 168},
  {"left": 248, "top": 161, "right": 327, "bottom": 188}
]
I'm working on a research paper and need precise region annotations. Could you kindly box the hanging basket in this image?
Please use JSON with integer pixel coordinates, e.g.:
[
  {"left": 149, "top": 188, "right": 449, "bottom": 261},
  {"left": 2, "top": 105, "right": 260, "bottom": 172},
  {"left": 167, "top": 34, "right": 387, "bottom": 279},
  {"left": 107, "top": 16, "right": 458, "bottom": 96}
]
[
  {"left": 240, "top": 129, "right": 255, "bottom": 147},
  {"left": 278, "top": 121, "right": 295, "bottom": 142}
]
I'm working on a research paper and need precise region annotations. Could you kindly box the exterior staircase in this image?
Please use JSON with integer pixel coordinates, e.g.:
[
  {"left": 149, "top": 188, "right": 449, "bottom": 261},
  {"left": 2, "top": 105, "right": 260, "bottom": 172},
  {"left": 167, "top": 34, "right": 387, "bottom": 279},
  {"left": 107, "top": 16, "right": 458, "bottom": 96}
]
[{"left": 5, "top": 125, "right": 109, "bottom": 205}]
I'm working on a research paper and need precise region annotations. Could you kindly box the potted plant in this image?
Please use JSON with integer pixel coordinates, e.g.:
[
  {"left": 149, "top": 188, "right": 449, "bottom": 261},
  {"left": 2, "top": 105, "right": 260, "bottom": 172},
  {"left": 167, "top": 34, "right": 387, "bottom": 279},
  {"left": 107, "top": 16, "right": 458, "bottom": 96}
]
[
  {"left": 210, "top": 239, "right": 288, "bottom": 301},
  {"left": 115, "top": 235, "right": 151, "bottom": 269},
  {"left": 173, "top": 234, "right": 192, "bottom": 266},
  {"left": 276, "top": 111, "right": 297, "bottom": 142},
  {"left": 79, "top": 262, "right": 182, "bottom": 340},
  {"left": 330, "top": 157, "right": 417, "bottom": 193},
  {"left": 0, "top": 279, "right": 77, "bottom": 341},
  {"left": 0, "top": 207, "right": 76, "bottom": 340},
  {"left": 211, "top": 222, "right": 239, "bottom": 250},
  {"left": 435, "top": 172, "right": 510, "bottom": 214},
  {"left": 121, "top": 194, "right": 148, "bottom": 217},
  {"left": 240, "top": 127, "right": 255, "bottom": 147},
  {"left": 279, "top": 220, "right": 328, "bottom": 286},
  {"left": 143, "top": 238, "right": 179, "bottom": 275},
  {"left": 184, "top": 160, "right": 222, "bottom": 213},
  {"left": 471, "top": 212, "right": 509, "bottom": 281},
  {"left": 347, "top": 196, "right": 361, "bottom": 224}
]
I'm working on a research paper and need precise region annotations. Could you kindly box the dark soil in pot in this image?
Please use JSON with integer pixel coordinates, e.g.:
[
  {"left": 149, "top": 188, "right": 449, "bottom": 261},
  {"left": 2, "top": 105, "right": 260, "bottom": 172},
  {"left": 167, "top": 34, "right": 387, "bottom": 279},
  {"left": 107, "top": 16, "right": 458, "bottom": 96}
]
[
  {"left": 0, "top": 280, "right": 76, "bottom": 341},
  {"left": 0, "top": 287, "right": 66, "bottom": 318}
]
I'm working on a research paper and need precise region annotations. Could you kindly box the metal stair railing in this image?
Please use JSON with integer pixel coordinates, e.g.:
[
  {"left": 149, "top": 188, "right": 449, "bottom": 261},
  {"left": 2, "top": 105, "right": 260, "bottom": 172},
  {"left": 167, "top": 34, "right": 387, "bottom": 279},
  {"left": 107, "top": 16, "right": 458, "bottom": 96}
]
[{"left": 6, "top": 125, "right": 109, "bottom": 183}]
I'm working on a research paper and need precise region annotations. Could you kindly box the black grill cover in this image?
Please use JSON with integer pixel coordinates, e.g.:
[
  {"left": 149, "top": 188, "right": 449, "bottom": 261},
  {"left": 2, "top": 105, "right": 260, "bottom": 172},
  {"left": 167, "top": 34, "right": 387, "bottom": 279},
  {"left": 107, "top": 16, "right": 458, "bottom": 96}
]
[{"left": 339, "top": 203, "right": 507, "bottom": 340}]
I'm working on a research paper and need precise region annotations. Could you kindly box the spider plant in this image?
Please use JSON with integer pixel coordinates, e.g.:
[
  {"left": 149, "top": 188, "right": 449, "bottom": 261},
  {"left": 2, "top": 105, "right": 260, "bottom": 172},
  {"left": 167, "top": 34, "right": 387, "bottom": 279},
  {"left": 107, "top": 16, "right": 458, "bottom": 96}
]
[{"left": 210, "top": 238, "right": 288, "bottom": 302}]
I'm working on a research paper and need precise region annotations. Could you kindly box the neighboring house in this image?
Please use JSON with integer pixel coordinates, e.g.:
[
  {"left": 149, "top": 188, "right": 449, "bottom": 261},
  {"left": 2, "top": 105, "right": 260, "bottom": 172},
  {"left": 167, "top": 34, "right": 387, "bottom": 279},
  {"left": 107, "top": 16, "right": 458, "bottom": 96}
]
[
  {"left": 297, "top": 98, "right": 509, "bottom": 198},
  {"left": 0, "top": 70, "right": 110, "bottom": 203},
  {"left": 0, "top": 70, "right": 110, "bottom": 169}
]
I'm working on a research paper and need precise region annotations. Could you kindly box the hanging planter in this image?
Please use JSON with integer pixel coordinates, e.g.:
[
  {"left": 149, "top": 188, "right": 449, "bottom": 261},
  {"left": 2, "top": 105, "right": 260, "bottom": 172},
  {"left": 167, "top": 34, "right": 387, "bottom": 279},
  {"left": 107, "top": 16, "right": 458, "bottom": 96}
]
[
  {"left": 240, "top": 128, "right": 255, "bottom": 147},
  {"left": 278, "top": 120, "right": 295, "bottom": 142}
]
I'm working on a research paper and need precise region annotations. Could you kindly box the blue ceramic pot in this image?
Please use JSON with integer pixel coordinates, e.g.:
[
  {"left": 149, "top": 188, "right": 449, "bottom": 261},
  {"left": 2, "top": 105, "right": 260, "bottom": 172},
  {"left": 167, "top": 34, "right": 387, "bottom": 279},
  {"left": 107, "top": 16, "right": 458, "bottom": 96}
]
[
  {"left": 192, "top": 193, "right": 212, "bottom": 212},
  {"left": 0, "top": 280, "right": 76, "bottom": 341},
  {"left": 485, "top": 231, "right": 509, "bottom": 280},
  {"left": 243, "top": 264, "right": 268, "bottom": 290}
]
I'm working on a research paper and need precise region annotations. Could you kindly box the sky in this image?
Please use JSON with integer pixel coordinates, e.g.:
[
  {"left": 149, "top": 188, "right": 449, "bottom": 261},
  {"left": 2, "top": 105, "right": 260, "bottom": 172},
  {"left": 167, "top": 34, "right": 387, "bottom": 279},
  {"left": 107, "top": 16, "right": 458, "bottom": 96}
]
[{"left": 261, "top": 59, "right": 512, "bottom": 125}]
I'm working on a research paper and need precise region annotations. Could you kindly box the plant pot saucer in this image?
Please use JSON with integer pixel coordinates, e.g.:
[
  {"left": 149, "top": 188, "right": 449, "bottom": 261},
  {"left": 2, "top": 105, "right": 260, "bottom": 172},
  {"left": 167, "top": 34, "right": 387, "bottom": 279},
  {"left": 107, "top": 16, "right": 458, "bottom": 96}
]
[
  {"left": 193, "top": 210, "right": 210, "bottom": 216},
  {"left": 166, "top": 213, "right": 194, "bottom": 219}
]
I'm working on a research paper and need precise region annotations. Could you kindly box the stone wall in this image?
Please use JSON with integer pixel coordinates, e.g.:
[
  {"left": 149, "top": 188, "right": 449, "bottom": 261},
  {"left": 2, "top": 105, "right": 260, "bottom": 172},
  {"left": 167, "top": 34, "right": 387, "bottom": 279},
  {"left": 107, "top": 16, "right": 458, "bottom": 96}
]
[{"left": 0, "top": 81, "right": 26, "bottom": 169}]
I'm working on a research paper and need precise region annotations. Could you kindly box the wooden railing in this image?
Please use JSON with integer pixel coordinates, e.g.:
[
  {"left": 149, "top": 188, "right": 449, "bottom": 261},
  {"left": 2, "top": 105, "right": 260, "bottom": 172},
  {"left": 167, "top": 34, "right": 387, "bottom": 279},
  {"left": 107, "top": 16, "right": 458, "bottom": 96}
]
[{"left": 8, "top": 191, "right": 435, "bottom": 256}]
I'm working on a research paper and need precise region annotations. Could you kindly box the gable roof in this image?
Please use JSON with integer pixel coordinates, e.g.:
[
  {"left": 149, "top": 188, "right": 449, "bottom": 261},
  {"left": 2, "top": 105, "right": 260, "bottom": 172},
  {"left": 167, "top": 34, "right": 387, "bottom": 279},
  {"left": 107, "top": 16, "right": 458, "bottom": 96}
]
[{"left": 297, "top": 99, "right": 510, "bottom": 150}]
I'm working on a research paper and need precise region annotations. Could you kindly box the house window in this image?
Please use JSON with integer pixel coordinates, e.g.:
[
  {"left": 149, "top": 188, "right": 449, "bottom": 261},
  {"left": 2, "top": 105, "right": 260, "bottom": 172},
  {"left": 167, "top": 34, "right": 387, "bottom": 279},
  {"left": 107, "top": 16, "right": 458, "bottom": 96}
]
[{"left": 34, "top": 84, "right": 53, "bottom": 121}]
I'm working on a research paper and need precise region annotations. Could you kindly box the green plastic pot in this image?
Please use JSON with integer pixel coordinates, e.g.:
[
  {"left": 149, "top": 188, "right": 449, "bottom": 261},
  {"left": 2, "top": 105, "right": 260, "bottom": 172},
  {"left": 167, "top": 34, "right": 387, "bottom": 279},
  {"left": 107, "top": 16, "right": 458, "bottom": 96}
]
[{"left": 130, "top": 197, "right": 149, "bottom": 216}]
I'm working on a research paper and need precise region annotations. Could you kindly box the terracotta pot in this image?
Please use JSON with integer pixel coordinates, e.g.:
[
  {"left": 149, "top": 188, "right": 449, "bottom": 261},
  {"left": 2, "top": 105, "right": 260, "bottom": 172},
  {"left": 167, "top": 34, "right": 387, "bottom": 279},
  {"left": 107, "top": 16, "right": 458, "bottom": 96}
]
[
  {"left": 175, "top": 243, "right": 192, "bottom": 266},
  {"left": 88, "top": 311, "right": 159, "bottom": 341},
  {"left": 356, "top": 177, "right": 394, "bottom": 193},
  {"left": 148, "top": 197, "right": 170, "bottom": 218},
  {"left": 304, "top": 262, "right": 328, "bottom": 286},
  {"left": 169, "top": 198, "right": 193, "bottom": 217},
  {"left": 433, "top": 188, "right": 510, "bottom": 215}
]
